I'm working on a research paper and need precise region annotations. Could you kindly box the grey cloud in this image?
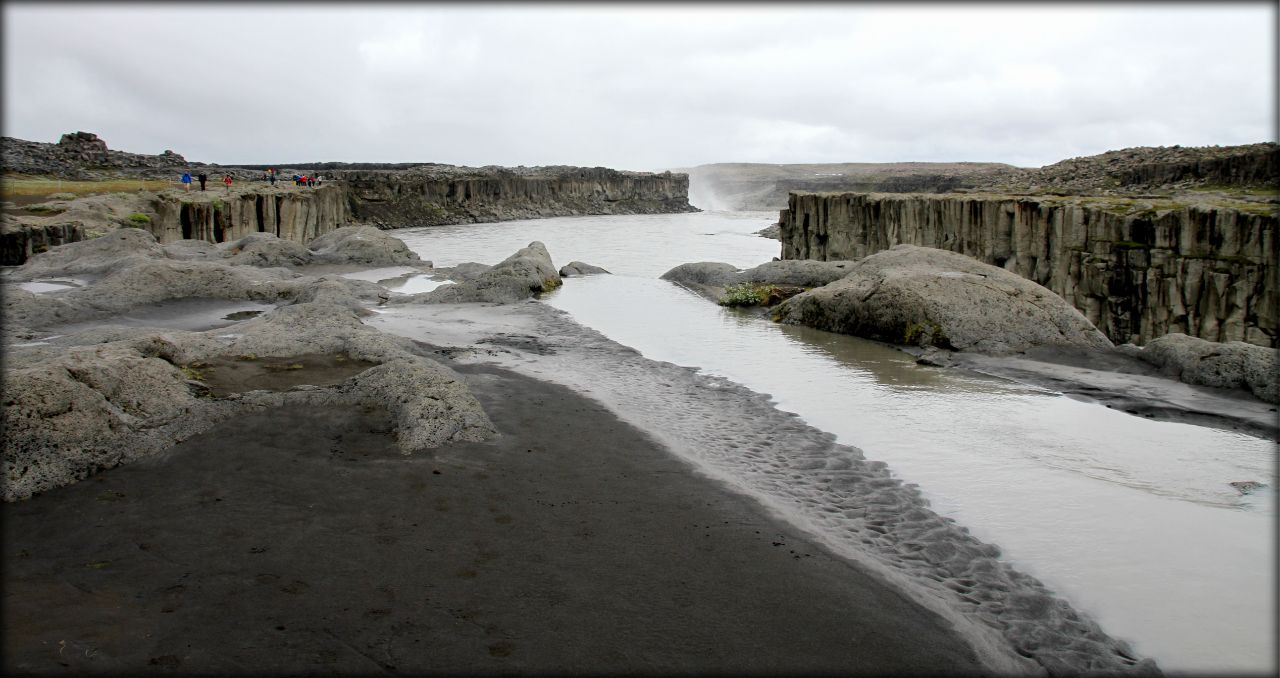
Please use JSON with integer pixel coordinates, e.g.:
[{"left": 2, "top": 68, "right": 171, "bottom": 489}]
[{"left": 3, "top": 3, "right": 1273, "bottom": 170}]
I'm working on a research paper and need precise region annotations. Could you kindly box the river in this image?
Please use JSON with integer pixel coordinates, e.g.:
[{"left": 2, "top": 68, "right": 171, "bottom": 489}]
[{"left": 384, "top": 210, "right": 1275, "bottom": 675}]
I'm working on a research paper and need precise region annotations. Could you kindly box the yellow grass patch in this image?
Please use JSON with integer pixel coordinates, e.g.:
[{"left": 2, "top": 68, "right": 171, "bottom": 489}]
[{"left": 1, "top": 175, "right": 173, "bottom": 204}]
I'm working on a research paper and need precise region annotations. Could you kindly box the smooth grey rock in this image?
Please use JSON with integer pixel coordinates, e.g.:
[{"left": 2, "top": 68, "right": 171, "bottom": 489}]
[
  {"left": 307, "top": 225, "right": 420, "bottom": 265},
  {"left": 162, "top": 239, "right": 221, "bottom": 261},
  {"left": 559, "top": 261, "right": 611, "bottom": 277},
  {"left": 729, "top": 259, "right": 855, "bottom": 287},
  {"left": 1136, "top": 333, "right": 1278, "bottom": 403},
  {"left": 404, "top": 241, "right": 560, "bottom": 304},
  {"left": 221, "top": 232, "right": 314, "bottom": 267},
  {"left": 445, "top": 262, "right": 493, "bottom": 282},
  {"left": 660, "top": 262, "right": 739, "bottom": 287},
  {"left": 775, "top": 244, "right": 1114, "bottom": 354},
  {"left": 9, "top": 228, "right": 165, "bottom": 280}
]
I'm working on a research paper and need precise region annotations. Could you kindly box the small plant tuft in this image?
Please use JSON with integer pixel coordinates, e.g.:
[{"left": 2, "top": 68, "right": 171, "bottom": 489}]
[
  {"left": 128, "top": 212, "right": 151, "bottom": 224},
  {"left": 721, "top": 283, "right": 775, "bottom": 307}
]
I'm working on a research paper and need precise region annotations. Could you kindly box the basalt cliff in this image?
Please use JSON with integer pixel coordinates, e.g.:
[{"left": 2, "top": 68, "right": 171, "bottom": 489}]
[
  {"left": 780, "top": 191, "right": 1277, "bottom": 347},
  {"left": 2, "top": 133, "right": 696, "bottom": 264}
]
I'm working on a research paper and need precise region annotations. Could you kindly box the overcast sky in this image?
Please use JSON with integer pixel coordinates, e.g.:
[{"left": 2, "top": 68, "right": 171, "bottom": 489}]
[{"left": 3, "top": 3, "right": 1275, "bottom": 171}]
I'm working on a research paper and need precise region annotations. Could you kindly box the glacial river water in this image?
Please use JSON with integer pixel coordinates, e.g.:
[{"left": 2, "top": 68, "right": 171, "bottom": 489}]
[{"left": 389, "top": 211, "right": 1276, "bottom": 675}]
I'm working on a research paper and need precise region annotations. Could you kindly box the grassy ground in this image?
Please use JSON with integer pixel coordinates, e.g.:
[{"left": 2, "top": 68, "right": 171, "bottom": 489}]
[{"left": 0, "top": 175, "right": 174, "bottom": 206}]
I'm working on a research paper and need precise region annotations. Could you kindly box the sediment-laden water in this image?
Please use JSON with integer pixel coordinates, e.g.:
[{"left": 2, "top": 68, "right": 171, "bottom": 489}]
[{"left": 390, "top": 211, "right": 1276, "bottom": 675}]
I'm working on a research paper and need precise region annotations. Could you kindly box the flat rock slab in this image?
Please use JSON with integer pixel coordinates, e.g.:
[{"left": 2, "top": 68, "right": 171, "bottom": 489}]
[
  {"left": 191, "top": 354, "right": 378, "bottom": 397},
  {"left": 3, "top": 363, "right": 985, "bottom": 675}
]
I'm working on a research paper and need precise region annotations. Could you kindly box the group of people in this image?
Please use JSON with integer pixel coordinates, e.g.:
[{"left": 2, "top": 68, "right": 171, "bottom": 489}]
[
  {"left": 261, "top": 168, "right": 322, "bottom": 187},
  {"left": 180, "top": 171, "right": 234, "bottom": 192},
  {"left": 180, "top": 168, "right": 325, "bottom": 191}
]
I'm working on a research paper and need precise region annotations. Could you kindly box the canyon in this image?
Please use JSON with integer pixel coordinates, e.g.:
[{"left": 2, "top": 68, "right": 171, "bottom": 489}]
[
  {"left": 779, "top": 191, "right": 1277, "bottom": 347},
  {"left": 1, "top": 133, "right": 696, "bottom": 265}
]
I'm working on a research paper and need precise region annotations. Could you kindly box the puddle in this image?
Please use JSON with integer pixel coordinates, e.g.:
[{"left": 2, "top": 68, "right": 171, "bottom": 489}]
[
  {"left": 16, "top": 278, "right": 87, "bottom": 294},
  {"left": 383, "top": 274, "right": 448, "bottom": 295},
  {"left": 189, "top": 353, "right": 378, "bottom": 397},
  {"left": 49, "top": 299, "right": 279, "bottom": 334}
]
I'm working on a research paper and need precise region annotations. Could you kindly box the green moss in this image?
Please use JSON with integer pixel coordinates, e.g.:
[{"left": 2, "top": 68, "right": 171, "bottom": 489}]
[
  {"left": 1112, "top": 241, "right": 1148, "bottom": 250},
  {"left": 179, "top": 365, "right": 207, "bottom": 381},
  {"left": 721, "top": 283, "right": 778, "bottom": 307},
  {"left": 903, "top": 321, "right": 948, "bottom": 347},
  {"left": 128, "top": 212, "right": 151, "bottom": 224}
]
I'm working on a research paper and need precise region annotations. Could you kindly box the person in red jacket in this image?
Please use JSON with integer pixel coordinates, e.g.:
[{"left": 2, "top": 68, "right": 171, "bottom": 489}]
[{"left": 223, "top": 174, "right": 233, "bottom": 192}]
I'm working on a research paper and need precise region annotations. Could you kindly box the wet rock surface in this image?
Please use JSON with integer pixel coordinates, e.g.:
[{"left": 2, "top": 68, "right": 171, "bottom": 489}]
[{"left": 775, "top": 245, "right": 1113, "bottom": 354}]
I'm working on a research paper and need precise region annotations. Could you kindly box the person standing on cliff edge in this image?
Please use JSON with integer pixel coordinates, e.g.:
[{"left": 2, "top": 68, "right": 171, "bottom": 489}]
[
  {"left": 181, "top": 172, "right": 192, "bottom": 191},
  {"left": 223, "top": 173, "right": 233, "bottom": 192},
  {"left": 198, "top": 172, "right": 208, "bottom": 191}
]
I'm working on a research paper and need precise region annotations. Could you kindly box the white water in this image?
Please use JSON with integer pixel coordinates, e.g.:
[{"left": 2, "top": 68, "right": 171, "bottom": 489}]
[{"left": 394, "top": 211, "right": 1277, "bottom": 675}]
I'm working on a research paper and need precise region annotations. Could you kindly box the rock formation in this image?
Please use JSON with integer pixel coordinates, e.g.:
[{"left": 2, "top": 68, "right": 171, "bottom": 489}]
[
  {"left": 559, "top": 261, "right": 611, "bottom": 276},
  {"left": 306, "top": 226, "right": 422, "bottom": 266},
  {"left": 661, "top": 259, "right": 857, "bottom": 306},
  {"left": 2, "top": 227, "right": 495, "bottom": 502},
  {"left": 394, "top": 241, "right": 561, "bottom": 305},
  {"left": 339, "top": 166, "right": 697, "bottom": 228},
  {"left": 1122, "top": 333, "right": 1278, "bottom": 403},
  {"left": 774, "top": 245, "right": 1114, "bottom": 354},
  {"left": 1, "top": 132, "right": 700, "bottom": 265},
  {"left": 780, "top": 191, "right": 1277, "bottom": 347},
  {"left": 1, "top": 131, "right": 191, "bottom": 179}
]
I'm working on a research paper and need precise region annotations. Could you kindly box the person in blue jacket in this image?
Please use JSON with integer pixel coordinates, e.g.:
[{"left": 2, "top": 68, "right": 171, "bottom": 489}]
[{"left": 181, "top": 172, "right": 192, "bottom": 191}]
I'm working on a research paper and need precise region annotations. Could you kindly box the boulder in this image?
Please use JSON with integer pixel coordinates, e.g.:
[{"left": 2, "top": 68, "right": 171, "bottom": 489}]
[
  {"left": 445, "top": 262, "right": 493, "bottom": 282},
  {"left": 1135, "top": 333, "right": 1278, "bottom": 403},
  {"left": 559, "top": 261, "right": 611, "bottom": 277},
  {"left": 403, "top": 241, "right": 561, "bottom": 304},
  {"left": 221, "top": 232, "right": 314, "bottom": 267},
  {"left": 307, "top": 226, "right": 420, "bottom": 265},
  {"left": 661, "top": 259, "right": 855, "bottom": 306},
  {"left": 730, "top": 259, "right": 855, "bottom": 287},
  {"left": 774, "top": 244, "right": 1114, "bottom": 354},
  {"left": 660, "top": 262, "right": 739, "bottom": 287}
]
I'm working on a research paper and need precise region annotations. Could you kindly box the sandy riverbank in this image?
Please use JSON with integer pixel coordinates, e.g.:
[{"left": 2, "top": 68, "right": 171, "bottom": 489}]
[{"left": 2, "top": 355, "right": 989, "bottom": 675}]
